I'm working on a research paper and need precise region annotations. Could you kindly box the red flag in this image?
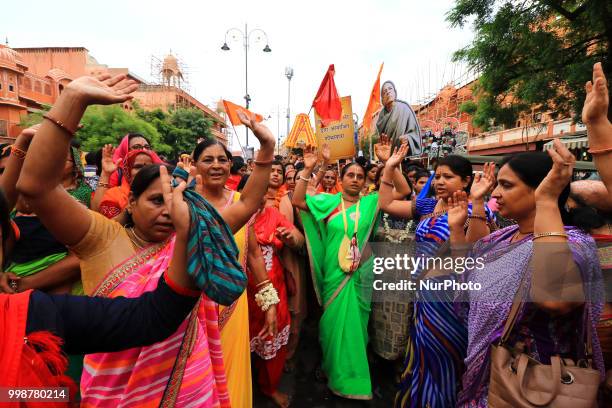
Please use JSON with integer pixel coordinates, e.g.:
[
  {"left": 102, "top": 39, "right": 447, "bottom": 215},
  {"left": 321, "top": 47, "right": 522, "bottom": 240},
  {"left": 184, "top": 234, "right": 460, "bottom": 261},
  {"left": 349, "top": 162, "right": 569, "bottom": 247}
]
[
  {"left": 222, "top": 100, "right": 264, "bottom": 126},
  {"left": 312, "top": 64, "right": 342, "bottom": 127},
  {"left": 362, "top": 63, "right": 384, "bottom": 137}
]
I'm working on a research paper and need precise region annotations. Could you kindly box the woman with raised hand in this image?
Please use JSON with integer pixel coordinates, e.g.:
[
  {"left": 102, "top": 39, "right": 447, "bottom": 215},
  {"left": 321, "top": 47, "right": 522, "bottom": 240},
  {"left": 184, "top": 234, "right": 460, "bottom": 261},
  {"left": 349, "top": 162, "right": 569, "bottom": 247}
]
[
  {"left": 291, "top": 143, "right": 408, "bottom": 400},
  {"left": 380, "top": 150, "right": 496, "bottom": 408},
  {"left": 192, "top": 115, "right": 278, "bottom": 408},
  {"left": 15, "top": 74, "right": 237, "bottom": 407},
  {"left": 91, "top": 144, "right": 161, "bottom": 218},
  {"left": 0, "top": 167, "right": 226, "bottom": 405},
  {"left": 453, "top": 140, "right": 604, "bottom": 407}
]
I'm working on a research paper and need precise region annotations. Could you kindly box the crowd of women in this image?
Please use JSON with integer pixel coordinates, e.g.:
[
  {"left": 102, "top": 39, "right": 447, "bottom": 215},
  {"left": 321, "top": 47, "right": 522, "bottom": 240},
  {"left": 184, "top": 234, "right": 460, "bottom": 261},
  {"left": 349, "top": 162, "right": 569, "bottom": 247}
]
[{"left": 0, "top": 62, "right": 611, "bottom": 408}]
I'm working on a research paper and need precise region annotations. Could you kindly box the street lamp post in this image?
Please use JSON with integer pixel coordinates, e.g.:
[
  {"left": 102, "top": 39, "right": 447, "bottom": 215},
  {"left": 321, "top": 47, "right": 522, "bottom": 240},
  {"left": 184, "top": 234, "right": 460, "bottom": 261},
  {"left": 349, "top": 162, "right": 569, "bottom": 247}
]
[
  {"left": 221, "top": 24, "right": 271, "bottom": 150},
  {"left": 285, "top": 67, "right": 293, "bottom": 143}
]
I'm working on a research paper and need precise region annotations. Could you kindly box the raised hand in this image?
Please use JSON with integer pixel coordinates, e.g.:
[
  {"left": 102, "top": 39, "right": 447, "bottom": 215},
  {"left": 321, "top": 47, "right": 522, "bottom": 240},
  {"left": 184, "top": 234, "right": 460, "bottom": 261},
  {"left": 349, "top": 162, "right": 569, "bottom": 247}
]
[
  {"left": 447, "top": 190, "right": 469, "bottom": 230},
  {"left": 374, "top": 133, "right": 392, "bottom": 163},
  {"left": 321, "top": 143, "right": 331, "bottom": 164},
  {"left": 386, "top": 142, "right": 408, "bottom": 169},
  {"left": 582, "top": 62, "right": 609, "bottom": 126},
  {"left": 237, "top": 110, "right": 275, "bottom": 148},
  {"left": 470, "top": 162, "right": 496, "bottom": 201},
  {"left": 303, "top": 146, "right": 318, "bottom": 170},
  {"left": 160, "top": 165, "right": 190, "bottom": 237},
  {"left": 101, "top": 144, "right": 118, "bottom": 175},
  {"left": 65, "top": 74, "right": 139, "bottom": 106},
  {"left": 535, "top": 139, "right": 575, "bottom": 202}
]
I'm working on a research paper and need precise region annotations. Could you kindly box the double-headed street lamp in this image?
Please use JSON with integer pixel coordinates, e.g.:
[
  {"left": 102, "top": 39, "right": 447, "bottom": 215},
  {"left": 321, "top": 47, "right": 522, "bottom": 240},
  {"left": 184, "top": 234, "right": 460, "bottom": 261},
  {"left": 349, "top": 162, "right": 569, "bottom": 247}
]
[{"left": 221, "top": 24, "right": 271, "bottom": 149}]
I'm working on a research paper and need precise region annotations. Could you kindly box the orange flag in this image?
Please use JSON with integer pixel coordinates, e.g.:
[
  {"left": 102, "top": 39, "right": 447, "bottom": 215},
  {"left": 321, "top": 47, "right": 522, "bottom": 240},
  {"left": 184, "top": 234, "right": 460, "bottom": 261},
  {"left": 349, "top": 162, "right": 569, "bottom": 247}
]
[
  {"left": 222, "top": 100, "right": 264, "bottom": 126},
  {"left": 362, "top": 63, "right": 384, "bottom": 137}
]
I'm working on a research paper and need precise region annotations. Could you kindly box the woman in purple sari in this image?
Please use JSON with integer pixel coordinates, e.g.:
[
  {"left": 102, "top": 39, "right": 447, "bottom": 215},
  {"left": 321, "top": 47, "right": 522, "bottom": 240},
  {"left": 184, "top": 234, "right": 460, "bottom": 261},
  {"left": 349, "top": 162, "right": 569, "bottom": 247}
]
[{"left": 447, "top": 140, "right": 605, "bottom": 407}]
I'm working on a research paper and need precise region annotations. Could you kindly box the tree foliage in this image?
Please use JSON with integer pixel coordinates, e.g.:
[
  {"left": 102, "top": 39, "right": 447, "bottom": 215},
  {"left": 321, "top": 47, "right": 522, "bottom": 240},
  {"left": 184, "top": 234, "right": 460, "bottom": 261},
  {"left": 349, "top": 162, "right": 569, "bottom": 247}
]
[
  {"left": 448, "top": 0, "right": 612, "bottom": 129},
  {"left": 136, "top": 106, "right": 213, "bottom": 159},
  {"left": 19, "top": 102, "right": 214, "bottom": 159}
]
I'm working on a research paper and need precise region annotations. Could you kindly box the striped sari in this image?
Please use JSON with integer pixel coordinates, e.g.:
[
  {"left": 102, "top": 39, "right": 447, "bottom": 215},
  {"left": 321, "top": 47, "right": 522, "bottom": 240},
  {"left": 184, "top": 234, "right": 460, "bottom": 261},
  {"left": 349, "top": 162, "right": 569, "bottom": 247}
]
[
  {"left": 80, "top": 237, "right": 230, "bottom": 408},
  {"left": 395, "top": 197, "right": 494, "bottom": 408}
]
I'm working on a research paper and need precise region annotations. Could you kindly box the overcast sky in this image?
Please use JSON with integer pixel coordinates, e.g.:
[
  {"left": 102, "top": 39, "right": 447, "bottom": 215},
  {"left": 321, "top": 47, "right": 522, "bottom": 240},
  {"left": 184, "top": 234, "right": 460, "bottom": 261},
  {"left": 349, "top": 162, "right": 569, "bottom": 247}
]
[{"left": 4, "top": 0, "right": 476, "bottom": 149}]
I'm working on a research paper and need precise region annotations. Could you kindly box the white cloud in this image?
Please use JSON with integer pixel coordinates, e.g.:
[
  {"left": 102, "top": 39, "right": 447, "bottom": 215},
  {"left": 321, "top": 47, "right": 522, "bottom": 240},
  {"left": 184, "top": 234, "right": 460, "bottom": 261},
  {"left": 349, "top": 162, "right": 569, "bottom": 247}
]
[{"left": 4, "top": 0, "right": 474, "bottom": 149}]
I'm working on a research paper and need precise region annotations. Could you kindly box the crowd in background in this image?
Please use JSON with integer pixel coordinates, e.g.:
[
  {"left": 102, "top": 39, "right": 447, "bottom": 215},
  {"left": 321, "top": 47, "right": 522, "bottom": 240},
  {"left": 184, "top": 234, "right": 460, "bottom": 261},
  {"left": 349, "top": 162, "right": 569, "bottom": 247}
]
[{"left": 0, "top": 63, "right": 611, "bottom": 408}]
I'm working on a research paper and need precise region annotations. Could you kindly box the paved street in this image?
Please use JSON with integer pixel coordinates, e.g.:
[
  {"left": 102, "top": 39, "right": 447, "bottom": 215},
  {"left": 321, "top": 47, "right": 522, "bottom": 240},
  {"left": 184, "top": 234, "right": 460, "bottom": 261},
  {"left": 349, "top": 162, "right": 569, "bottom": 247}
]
[{"left": 254, "top": 312, "right": 398, "bottom": 408}]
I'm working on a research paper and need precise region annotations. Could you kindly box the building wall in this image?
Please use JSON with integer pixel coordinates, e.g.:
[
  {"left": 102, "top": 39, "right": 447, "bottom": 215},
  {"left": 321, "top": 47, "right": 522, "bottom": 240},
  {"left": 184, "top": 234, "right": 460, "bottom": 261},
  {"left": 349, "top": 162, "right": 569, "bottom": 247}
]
[{"left": 15, "top": 47, "right": 89, "bottom": 79}]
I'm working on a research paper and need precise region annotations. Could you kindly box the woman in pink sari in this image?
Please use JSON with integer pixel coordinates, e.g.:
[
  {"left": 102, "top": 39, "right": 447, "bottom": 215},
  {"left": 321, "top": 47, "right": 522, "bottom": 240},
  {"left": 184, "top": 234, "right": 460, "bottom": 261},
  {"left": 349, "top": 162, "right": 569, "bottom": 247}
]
[{"left": 16, "top": 74, "right": 270, "bottom": 407}]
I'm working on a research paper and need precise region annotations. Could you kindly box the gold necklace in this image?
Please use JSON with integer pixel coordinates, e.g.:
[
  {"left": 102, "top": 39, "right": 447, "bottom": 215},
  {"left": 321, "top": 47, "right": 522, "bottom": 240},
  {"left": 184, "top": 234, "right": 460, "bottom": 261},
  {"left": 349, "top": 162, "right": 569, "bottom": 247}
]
[{"left": 125, "top": 227, "right": 153, "bottom": 249}]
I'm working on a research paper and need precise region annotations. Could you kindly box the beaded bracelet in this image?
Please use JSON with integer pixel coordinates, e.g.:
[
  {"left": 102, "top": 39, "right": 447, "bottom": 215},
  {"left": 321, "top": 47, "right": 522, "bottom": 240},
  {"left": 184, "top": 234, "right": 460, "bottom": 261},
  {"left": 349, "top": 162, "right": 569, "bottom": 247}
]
[
  {"left": 299, "top": 175, "right": 311, "bottom": 182},
  {"left": 10, "top": 145, "right": 27, "bottom": 160},
  {"left": 381, "top": 179, "right": 394, "bottom": 188},
  {"left": 468, "top": 214, "right": 487, "bottom": 221},
  {"left": 43, "top": 113, "right": 77, "bottom": 137},
  {"left": 532, "top": 232, "right": 568, "bottom": 240}
]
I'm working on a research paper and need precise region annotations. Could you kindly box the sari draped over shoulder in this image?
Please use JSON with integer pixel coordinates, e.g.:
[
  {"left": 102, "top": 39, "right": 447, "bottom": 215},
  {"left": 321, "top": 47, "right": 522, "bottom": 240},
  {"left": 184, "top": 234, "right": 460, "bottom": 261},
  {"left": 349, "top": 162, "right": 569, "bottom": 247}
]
[
  {"left": 80, "top": 237, "right": 230, "bottom": 408},
  {"left": 457, "top": 225, "right": 605, "bottom": 407},
  {"left": 301, "top": 192, "right": 379, "bottom": 399},
  {"left": 218, "top": 191, "right": 253, "bottom": 408}
]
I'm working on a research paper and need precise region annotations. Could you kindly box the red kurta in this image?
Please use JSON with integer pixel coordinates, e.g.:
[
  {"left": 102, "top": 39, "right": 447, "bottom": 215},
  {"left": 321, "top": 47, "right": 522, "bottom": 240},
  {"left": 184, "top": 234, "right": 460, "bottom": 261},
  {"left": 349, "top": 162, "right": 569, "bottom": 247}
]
[{"left": 248, "top": 206, "right": 292, "bottom": 395}]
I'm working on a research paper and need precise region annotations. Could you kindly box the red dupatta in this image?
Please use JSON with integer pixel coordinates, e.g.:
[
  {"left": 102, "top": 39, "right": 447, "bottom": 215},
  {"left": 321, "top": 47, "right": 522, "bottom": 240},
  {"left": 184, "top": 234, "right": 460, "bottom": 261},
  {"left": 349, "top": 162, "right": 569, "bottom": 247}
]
[{"left": 0, "top": 291, "right": 77, "bottom": 407}]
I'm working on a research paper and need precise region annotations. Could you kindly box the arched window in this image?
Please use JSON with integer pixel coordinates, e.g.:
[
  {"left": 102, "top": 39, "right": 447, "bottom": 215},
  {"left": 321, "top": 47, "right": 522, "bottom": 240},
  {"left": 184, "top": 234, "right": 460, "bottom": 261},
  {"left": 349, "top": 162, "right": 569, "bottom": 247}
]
[{"left": 34, "top": 81, "right": 42, "bottom": 93}]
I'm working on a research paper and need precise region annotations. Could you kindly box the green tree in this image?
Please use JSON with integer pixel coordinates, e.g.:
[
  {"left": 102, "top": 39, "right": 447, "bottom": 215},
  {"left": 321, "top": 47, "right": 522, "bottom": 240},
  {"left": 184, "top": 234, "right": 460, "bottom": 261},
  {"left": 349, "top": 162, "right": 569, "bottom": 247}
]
[
  {"left": 76, "top": 105, "right": 170, "bottom": 154},
  {"left": 136, "top": 107, "right": 213, "bottom": 160},
  {"left": 448, "top": 0, "right": 612, "bottom": 129}
]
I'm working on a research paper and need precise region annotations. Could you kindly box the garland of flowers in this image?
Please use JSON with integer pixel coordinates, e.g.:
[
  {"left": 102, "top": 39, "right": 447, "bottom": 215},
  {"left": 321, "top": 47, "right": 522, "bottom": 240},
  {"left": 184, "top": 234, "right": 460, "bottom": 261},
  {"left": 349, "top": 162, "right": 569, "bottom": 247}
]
[{"left": 382, "top": 213, "right": 413, "bottom": 243}]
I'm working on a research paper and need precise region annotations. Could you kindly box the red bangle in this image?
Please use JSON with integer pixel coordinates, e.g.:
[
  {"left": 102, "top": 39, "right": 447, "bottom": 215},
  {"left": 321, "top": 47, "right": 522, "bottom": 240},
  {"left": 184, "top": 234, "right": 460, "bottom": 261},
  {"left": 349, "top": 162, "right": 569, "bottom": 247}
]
[
  {"left": 43, "top": 113, "right": 77, "bottom": 137},
  {"left": 164, "top": 271, "right": 201, "bottom": 297},
  {"left": 588, "top": 146, "right": 612, "bottom": 155},
  {"left": 10, "top": 145, "right": 27, "bottom": 160},
  {"left": 254, "top": 159, "right": 273, "bottom": 166}
]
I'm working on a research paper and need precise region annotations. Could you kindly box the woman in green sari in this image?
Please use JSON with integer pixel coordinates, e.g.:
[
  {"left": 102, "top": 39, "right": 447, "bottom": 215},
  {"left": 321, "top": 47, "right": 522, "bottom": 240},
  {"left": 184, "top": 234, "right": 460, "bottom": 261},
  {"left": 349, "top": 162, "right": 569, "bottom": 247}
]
[{"left": 292, "top": 143, "right": 409, "bottom": 400}]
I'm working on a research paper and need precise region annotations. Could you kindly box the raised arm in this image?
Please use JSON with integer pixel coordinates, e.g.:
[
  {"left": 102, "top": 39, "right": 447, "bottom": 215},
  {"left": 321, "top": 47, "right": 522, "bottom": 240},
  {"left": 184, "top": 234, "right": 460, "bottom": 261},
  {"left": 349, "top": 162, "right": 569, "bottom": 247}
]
[
  {"left": 90, "top": 144, "right": 117, "bottom": 212},
  {"left": 16, "top": 75, "right": 138, "bottom": 246},
  {"left": 466, "top": 162, "right": 496, "bottom": 243},
  {"left": 531, "top": 139, "right": 584, "bottom": 315},
  {"left": 378, "top": 143, "right": 414, "bottom": 218},
  {"left": 221, "top": 112, "right": 275, "bottom": 233},
  {"left": 291, "top": 146, "right": 318, "bottom": 212},
  {"left": 311, "top": 143, "right": 331, "bottom": 188},
  {"left": 0, "top": 125, "right": 39, "bottom": 210},
  {"left": 582, "top": 62, "right": 612, "bottom": 201}
]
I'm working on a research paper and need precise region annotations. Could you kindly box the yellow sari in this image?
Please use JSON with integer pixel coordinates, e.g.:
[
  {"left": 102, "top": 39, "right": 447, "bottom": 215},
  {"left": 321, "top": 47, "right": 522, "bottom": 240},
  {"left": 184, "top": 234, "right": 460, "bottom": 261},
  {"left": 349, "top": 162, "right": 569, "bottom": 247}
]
[{"left": 218, "top": 192, "right": 252, "bottom": 407}]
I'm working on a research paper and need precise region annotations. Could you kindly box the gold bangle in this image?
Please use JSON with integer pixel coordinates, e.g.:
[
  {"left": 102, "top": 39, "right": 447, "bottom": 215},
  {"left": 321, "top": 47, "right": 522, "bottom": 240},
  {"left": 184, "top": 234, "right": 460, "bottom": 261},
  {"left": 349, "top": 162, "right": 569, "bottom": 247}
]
[
  {"left": 299, "top": 176, "right": 311, "bottom": 182},
  {"left": 532, "top": 232, "right": 568, "bottom": 240},
  {"left": 43, "top": 113, "right": 77, "bottom": 137},
  {"left": 255, "top": 279, "right": 271, "bottom": 288},
  {"left": 10, "top": 145, "right": 27, "bottom": 160},
  {"left": 587, "top": 146, "right": 612, "bottom": 155}
]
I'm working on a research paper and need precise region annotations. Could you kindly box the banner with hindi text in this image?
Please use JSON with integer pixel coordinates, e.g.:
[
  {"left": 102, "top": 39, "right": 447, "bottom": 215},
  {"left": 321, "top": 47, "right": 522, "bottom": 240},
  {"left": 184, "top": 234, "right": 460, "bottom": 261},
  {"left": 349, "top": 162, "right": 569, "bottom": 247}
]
[{"left": 314, "top": 96, "right": 355, "bottom": 161}]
